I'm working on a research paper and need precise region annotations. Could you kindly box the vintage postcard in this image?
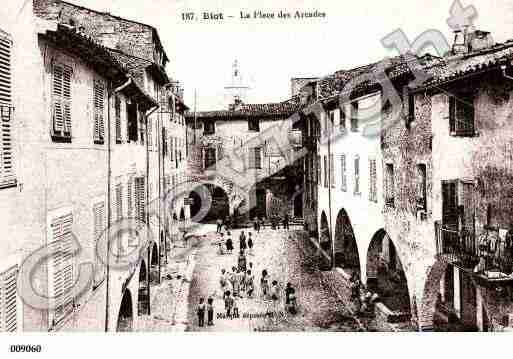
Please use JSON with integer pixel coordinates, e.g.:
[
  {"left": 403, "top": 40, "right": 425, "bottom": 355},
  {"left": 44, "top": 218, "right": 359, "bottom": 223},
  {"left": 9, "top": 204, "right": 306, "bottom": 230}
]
[{"left": 1, "top": 0, "right": 513, "bottom": 355}]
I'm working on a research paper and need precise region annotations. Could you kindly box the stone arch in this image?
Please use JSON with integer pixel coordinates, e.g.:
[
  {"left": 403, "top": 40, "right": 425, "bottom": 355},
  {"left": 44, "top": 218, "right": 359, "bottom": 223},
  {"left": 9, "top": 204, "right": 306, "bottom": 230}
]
[
  {"left": 189, "top": 183, "right": 229, "bottom": 223},
  {"left": 149, "top": 241, "right": 159, "bottom": 285},
  {"left": 137, "top": 259, "right": 150, "bottom": 316},
  {"left": 179, "top": 207, "right": 185, "bottom": 221},
  {"left": 319, "top": 211, "right": 332, "bottom": 267},
  {"left": 420, "top": 261, "right": 491, "bottom": 331},
  {"left": 366, "top": 229, "right": 411, "bottom": 314},
  {"left": 116, "top": 289, "right": 133, "bottom": 332},
  {"left": 333, "top": 208, "right": 361, "bottom": 277}
]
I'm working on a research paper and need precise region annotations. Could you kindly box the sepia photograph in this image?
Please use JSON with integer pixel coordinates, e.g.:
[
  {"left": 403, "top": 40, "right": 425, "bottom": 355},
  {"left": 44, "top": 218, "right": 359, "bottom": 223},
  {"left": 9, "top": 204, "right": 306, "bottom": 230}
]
[{"left": 1, "top": 0, "right": 513, "bottom": 356}]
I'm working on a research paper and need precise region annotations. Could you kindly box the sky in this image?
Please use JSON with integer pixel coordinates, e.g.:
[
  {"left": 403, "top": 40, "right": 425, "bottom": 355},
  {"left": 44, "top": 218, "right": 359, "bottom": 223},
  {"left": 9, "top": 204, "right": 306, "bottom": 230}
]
[{"left": 67, "top": 0, "right": 513, "bottom": 110}]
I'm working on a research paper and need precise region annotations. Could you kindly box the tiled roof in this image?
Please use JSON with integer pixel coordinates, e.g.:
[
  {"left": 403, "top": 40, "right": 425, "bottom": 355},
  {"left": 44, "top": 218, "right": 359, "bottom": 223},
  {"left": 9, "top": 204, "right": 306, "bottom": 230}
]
[
  {"left": 421, "top": 41, "right": 513, "bottom": 86},
  {"left": 185, "top": 96, "right": 303, "bottom": 120},
  {"left": 107, "top": 49, "right": 169, "bottom": 85}
]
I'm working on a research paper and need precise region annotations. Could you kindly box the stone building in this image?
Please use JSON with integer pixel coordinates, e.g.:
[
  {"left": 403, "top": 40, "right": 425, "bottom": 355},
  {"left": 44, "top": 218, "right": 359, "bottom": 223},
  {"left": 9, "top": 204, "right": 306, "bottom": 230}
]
[
  {"left": 298, "top": 26, "right": 513, "bottom": 331},
  {"left": 0, "top": 0, "right": 188, "bottom": 332},
  {"left": 185, "top": 98, "right": 304, "bottom": 224}
]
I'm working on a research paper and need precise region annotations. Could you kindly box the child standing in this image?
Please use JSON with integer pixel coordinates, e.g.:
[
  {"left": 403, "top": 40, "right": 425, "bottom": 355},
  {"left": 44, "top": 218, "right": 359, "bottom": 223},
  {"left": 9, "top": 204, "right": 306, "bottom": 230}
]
[
  {"left": 207, "top": 297, "right": 214, "bottom": 326},
  {"left": 261, "top": 270, "right": 269, "bottom": 299},
  {"left": 197, "top": 298, "right": 206, "bottom": 327},
  {"left": 232, "top": 295, "right": 239, "bottom": 318}
]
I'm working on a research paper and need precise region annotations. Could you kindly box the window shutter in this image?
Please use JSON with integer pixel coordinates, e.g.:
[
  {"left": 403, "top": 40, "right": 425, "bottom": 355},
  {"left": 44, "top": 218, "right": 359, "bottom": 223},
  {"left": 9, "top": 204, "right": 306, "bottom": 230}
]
[
  {"left": 0, "top": 35, "right": 12, "bottom": 105},
  {"left": 147, "top": 120, "right": 153, "bottom": 149},
  {"left": 93, "top": 81, "right": 105, "bottom": 143},
  {"left": 48, "top": 213, "right": 74, "bottom": 325},
  {"left": 127, "top": 178, "right": 133, "bottom": 218},
  {"left": 93, "top": 202, "right": 106, "bottom": 286},
  {"left": 329, "top": 154, "right": 335, "bottom": 188},
  {"left": 354, "top": 156, "right": 360, "bottom": 194},
  {"left": 135, "top": 177, "right": 146, "bottom": 223},
  {"left": 449, "top": 96, "right": 456, "bottom": 133},
  {"left": 0, "top": 265, "right": 18, "bottom": 332},
  {"left": 115, "top": 95, "right": 121, "bottom": 142},
  {"left": 340, "top": 154, "right": 347, "bottom": 191},
  {"left": 52, "top": 64, "right": 72, "bottom": 137},
  {"left": 369, "top": 159, "right": 377, "bottom": 202}
]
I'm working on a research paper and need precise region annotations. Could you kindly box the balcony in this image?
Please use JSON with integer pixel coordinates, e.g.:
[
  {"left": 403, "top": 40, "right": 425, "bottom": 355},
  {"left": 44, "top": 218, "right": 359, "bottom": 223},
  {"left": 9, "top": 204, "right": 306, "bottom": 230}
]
[
  {"left": 435, "top": 221, "right": 513, "bottom": 285},
  {"left": 288, "top": 129, "right": 303, "bottom": 149}
]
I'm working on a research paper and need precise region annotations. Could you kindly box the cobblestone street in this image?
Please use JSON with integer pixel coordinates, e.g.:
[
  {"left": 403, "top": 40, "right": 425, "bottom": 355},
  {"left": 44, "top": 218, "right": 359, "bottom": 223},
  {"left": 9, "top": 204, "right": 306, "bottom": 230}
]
[{"left": 185, "top": 226, "right": 362, "bottom": 332}]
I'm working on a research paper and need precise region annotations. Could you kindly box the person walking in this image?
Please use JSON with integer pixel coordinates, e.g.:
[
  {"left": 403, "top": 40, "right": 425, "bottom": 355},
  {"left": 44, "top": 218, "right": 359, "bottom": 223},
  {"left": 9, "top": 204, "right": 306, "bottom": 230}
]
[
  {"left": 239, "top": 231, "right": 247, "bottom": 252},
  {"left": 238, "top": 249, "right": 247, "bottom": 273},
  {"left": 247, "top": 233, "right": 254, "bottom": 255},
  {"left": 216, "top": 218, "right": 223, "bottom": 233},
  {"left": 207, "top": 297, "right": 214, "bottom": 326},
  {"left": 226, "top": 235, "right": 233, "bottom": 255},
  {"left": 197, "top": 298, "right": 206, "bottom": 327},
  {"left": 230, "top": 267, "right": 240, "bottom": 298},
  {"left": 283, "top": 213, "right": 290, "bottom": 231},
  {"left": 246, "top": 270, "right": 255, "bottom": 298},
  {"left": 219, "top": 269, "right": 228, "bottom": 297},
  {"left": 224, "top": 291, "right": 234, "bottom": 317},
  {"left": 260, "top": 270, "right": 269, "bottom": 299}
]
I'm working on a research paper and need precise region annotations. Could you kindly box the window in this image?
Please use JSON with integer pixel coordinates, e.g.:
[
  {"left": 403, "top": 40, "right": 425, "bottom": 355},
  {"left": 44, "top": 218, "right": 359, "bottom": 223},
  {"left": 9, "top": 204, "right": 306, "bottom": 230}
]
[
  {"left": 0, "top": 34, "right": 15, "bottom": 189},
  {"left": 0, "top": 265, "right": 18, "bottom": 332},
  {"left": 354, "top": 156, "right": 360, "bottom": 195},
  {"left": 350, "top": 101, "right": 359, "bottom": 132},
  {"left": 203, "top": 120, "right": 215, "bottom": 135},
  {"left": 139, "top": 113, "right": 145, "bottom": 146},
  {"left": 249, "top": 147, "right": 262, "bottom": 169},
  {"left": 330, "top": 154, "right": 335, "bottom": 188},
  {"left": 93, "top": 201, "right": 106, "bottom": 288},
  {"left": 417, "top": 164, "right": 427, "bottom": 211},
  {"left": 204, "top": 147, "right": 216, "bottom": 169},
  {"left": 52, "top": 63, "right": 72, "bottom": 141},
  {"left": 162, "top": 128, "right": 168, "bottom": 157},
  {"left": 248, "top": 118, "right": 260, "bottom": 132},
  {"left": 323, "top": 155, "right": 328, "bottom": 188},
  {"left": 126, "top": 102, "right": 138, "bottom": 143},
  {"left": 48, "top": 212, "right": 74, "bottom": 325},
  {"left": 340, "top": 154, "right": 347, "bottom": 192},
  {"left": 93, "top": 80, "right": 105, "bottom": 144},
  {"left": 135, "top": 177, "right": 146, "bottom": 223},
  {"left": 369, "top": 159, "right": 377, "bottom": 202},
  {"left": 115, "top": 95, "right": 121, "bottom": 143},
  {"left": 442, "top": 180, "right": 475, "bottom": 234},
  {"left": 449, "top": 93, "right": 475, "bottom": 136},
  {"left": 385, "top": 164, "right": 395, "bottom": 207}
]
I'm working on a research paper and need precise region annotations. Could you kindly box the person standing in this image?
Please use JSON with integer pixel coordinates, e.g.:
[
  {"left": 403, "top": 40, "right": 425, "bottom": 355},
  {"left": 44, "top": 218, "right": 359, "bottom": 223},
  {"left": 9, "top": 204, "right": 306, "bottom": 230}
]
[
  {"left": 197, "top": 298, "right": 206, "bottom": 327},
  {"left": 285, "top": 283, "right": 297, "bottom": 314},
  {"left": 207, "top": 297, "right": 214, "bottom": 326},
  {"left": 217, "top": 218, "right": 223, "bottom": 233},
  {"left": 230, "top": 267, "right": 240, "bottom": 298},
  {"left": 239, "top": 231, "right": 247, "bottom": 252},
  {"left": 219, "top": 269, "right": 228, "bottom": 296},
  {"left": 270, "top": 280, "right": 279, "bottom": 301},
  {"left": 238, "top": 249, "right": 247, "bottom": 273},
  {"left": 260, "top": 270, "right": 269, "bottom": 299},
  {"left": 247, "top": 233, "right": 254, "bottom": 255},
  {"left": 226, "top": 235, "right": 233, "bottom": 255},
  {"left": 246, "top": 270, "right": 255, "bottom": 298},
  {"left": 224, "top": 291, "right": 234, "bottom": 317}
]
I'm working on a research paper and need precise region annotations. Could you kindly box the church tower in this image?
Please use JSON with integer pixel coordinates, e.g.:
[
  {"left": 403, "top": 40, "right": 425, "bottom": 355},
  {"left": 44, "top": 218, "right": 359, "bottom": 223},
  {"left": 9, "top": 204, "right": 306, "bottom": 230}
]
[{"left": 224, "top": 59, "right": 250, "bottom": 110}]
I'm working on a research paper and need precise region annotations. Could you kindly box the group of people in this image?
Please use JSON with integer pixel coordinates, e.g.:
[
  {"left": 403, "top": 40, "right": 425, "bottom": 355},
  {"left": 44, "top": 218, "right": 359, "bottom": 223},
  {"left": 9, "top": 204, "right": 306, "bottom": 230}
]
[{"left": 218, "top": 230, "right": 254, "bottom": 256}]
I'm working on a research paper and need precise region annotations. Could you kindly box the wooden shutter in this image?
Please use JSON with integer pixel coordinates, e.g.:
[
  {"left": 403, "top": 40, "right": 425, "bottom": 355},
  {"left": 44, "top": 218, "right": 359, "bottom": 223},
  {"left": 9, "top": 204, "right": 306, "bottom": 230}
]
[
  {"left": 449, "top": 96, "right": 456, "bottom": 133},
  {"left": 93, "top": 81, "right": 105, "bottom": 143},
  {"left": 52, "top": 64, "right": 72, "bottom": 137},
  {"left": 0, "top": 34, "right": 14, "bottom": 188},
  {"left": 147, "top": 119, "right": 153, "bottom": 149},
  {"left": 341, "top": 154, "right": 347, "bottom": 191},
  {"left": 115, "top": 95, "right": 121, "bottom": 142},
  {"left": 135, "top": 177, "right": 146, "bottom": 223},
  {"left": 0, "top": 265, "right": 18, "bottom": 332},
  {"left": 127, "top": 178, "right": 133, "bottom": 218},
  {"left": 48, "top": 213, "right": 74, "bottom": 325},
  {"left": 0, "top": 34, "right": 12, "bottom": 105},
  {"left": 354, "top": 156, "right": 360, "bottom": 194},
  {"left": 93, "top": 202, "right": 106, "bottom": 286},
  {"left": 369, "top": 159, "right": 377, "bottom": 202}
]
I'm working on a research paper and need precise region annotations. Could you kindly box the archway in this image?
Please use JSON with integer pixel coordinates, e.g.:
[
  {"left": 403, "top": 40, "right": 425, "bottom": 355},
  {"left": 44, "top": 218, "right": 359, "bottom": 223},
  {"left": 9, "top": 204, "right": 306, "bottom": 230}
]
[
  {"left": 190, "top": 184, "right": 229, "bottom": 223},
  {"left": 138, "top": 259, "right": 150, "bottom": 315},
  {"left": 334, "top": 209, "right": 360, "bottom": 277},
  {"left": 366, "top": 230, "right": 410, "bottom": 314},
  {"left": 319, "top": 211, "right": 331, "bottom": 266},
  {"left": 421, "top": 261, "right": 487, "bottom": 331},
  {"left": 293, "top": 191, "right": 303, "bottom": 219},
  {"left": 117, "top": 289, "right": 133, "bottom": 332},
  {"left": 249, "top": 185, "right": 266, "bottom": 220}
]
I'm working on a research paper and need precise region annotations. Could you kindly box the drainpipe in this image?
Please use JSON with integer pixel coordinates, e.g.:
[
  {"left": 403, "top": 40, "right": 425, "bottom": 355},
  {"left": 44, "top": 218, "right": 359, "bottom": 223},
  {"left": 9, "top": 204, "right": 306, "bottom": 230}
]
[
  {"left": 105, "top": 77, "right": 131, "bottom": 333},
  {"left": 327, "top": 108, "right": 334, "bottom": 270}
]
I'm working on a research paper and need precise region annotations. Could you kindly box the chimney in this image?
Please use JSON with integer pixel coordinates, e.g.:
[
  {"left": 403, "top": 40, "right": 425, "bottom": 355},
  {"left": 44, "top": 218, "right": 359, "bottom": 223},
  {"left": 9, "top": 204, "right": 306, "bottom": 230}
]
[
  {"left": 452, "top": 27, "right": 494, "bottom": 55},
  {"left": 33, "top": 0, "right": 62, "bottom": 20}
]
